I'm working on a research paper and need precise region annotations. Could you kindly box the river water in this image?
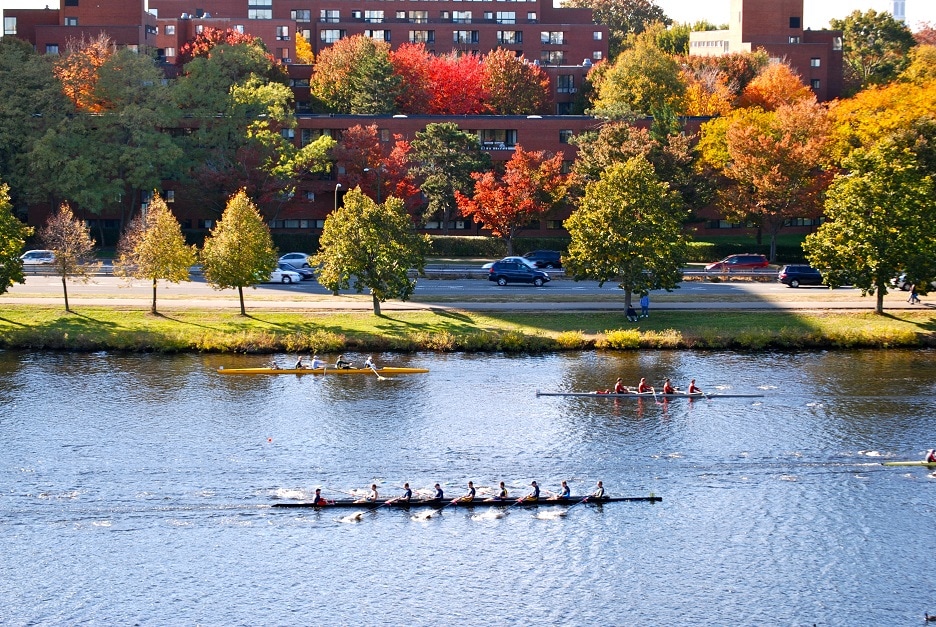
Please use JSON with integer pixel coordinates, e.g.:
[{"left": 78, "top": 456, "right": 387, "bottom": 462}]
[{"left": 1, "top": 349, "right": 934, "bottom": 625}]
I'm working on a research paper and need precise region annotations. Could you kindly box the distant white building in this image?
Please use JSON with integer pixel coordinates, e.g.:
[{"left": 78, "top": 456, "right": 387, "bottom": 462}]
[{"left": 892, "top": 0, "right": 906, "bottom": 22}]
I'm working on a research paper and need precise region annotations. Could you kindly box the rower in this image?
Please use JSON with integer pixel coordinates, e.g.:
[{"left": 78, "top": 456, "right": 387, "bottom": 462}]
[
  {"left": 364, "top": 355, "right": 377, "bottom": 370},
  {"left": 637, "top": 378, "right": 652, "bottom": 393},
  {"left": 489, "top": 481, "right": 508, "bottom": 501},
  {"left": 312, "top": 488, "right": 327, "bottom": 506},
  {"left": 458, "top": 481, "right": 476, "bottom": 503},
  {"left": 926, "top": 449, "right": 936, "bottom": 463},
  {"left": 336, "top": 354, "right": 353, "bottom": 369},
  {"left": 400, "top": 483, "right": 412, "bottom": 503},
  {"left": 551, "top": 480, "right": 570, "bottom": 501},
  {"left": 613, "top": 377, "right": 626, "bottom": 394},
  {"left": 311, "top": 355, "right": 325, "bottom": 369},
  {"left": 433, "top": 483, "right": 444, "bottom": 501},
  {"left": 688, "top": 379, "right": 703, "bottom": 395},
  {"left": 592, "top": 481, "right": 605, "bottom": 499},
  {"left": 662, "top": 378, "right": 675, "bottom": 394},
  {"left": 355, "top": 483, "right": 378, "bottom": 503},
  {"left": 294, "top": 354, "right": 305, "bottom": 370},
  {"left": 522, "top": 481, "right": 540, "bottom": 502}
]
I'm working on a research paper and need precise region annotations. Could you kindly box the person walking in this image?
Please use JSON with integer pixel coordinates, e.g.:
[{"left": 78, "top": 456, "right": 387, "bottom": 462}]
[
  {"left": 908, "top": 285, "right": 921, "bottom": 305},
  {"left": 639, "top": 292, "right": 650, "bottom": 318}
]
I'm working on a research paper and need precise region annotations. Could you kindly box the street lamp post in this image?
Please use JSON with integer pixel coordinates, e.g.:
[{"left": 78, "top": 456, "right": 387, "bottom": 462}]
[
  {"left": 363, "top": 167, "right": 382, "bottom": 203},
  {"left": 334, "top": 183, "right": 342, "bottom": 212}
]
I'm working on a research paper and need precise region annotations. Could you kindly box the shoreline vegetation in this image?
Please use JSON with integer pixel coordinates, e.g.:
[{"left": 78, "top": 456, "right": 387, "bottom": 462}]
[{"left": 1, "top": 306, "right": 934, "bottom": 353}]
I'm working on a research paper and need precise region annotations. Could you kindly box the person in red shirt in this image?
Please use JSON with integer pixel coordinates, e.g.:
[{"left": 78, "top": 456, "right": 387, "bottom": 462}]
[
  {"left": 662, "top": 378, "right": 675, "bottom": 394},
  {"left": 613, "top": 378, "right": 626, "bottom": 394},
  {"left": 637, "top": 378, "right": 652, "bottom": 393}
]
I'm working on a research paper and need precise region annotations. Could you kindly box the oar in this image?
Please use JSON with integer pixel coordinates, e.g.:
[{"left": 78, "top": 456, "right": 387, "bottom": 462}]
[
  {"left": 561, "top": 495, "right": 591, "bottom": 515},
  {"left": 370, "top": 365, "right": 389, "bottom": 381}
]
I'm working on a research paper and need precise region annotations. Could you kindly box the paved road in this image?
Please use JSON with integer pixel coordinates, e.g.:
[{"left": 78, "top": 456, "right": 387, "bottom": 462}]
[{"left": 4, "top": 275, "right": 930, "bottom": 311}]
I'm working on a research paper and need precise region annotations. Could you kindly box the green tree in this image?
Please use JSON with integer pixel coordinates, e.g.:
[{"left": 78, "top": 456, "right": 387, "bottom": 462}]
[
  {"left": 410, "top": 122, "right": 491, "bottom": 232},
  {"left": 563, "top": 156, "right": 687, "bottom": 309},
  {"left": 591, "top": 26, "right": 685, "bottom": 119},
  {"left": 829, "top": 9, "right": 917, "bottom": 94},
  {"left": 312, "top": 188, "right": 430, "bottom": 315},
  {"left": 563, "top": 0, "right": 671, "bottom": 59},
  {"left": 113, "top": 192, "right": 197, "bottom": 314},
  {"left": 200, "top": 189, "right": 277, "bottom": 316},
  {"left": 0, "top": 183, "right": 33, "bottom": 297},
  {"left": 38, "top": 203, "right": 98, "bottom": 313},
  {"left": 310, "top": 35, "right": 400, "bottom": 114},
  {"left": 803, "top": 143, "right": 936, "bottom": 313}
]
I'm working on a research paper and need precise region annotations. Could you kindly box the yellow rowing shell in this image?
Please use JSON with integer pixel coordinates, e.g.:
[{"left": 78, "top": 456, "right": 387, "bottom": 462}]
[{"left": 217, "top": 366, "right": 429, "bottom": 375}]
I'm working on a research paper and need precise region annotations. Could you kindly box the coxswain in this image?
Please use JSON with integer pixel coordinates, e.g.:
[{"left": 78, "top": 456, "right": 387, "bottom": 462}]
[
  {"left": 551, "top": 480, "right": 570, "bottom": 501},
  {"left": 637, "top": 377, "right": 652, "bottom": 393},
  {"left": 613, "top": 378, "right": 626, "bottom": 394},
  {"left": 458, "top": 481, "right": 476, "bottom": 503},
  {"left": 311, "top": 355, "right": 325, "bottom": 369},
  {"left": 522, "top": 481, "right": 540, "bottom": 502},
  {"left": 926, "top": 449, "right": 936, "bottom": 463},
  {"left": 336, "top": 354, "right": 353, "bottom": 369},
  {"left": 662, "top": 378, "right": 675, "bottom": 394},
  {"left": 433, "top": 483, "right": 444, "bottom": 501},
  {"left": 688, "top": 379, "right": 704, "bottom": 395},
  {"left": 312, "top": 488, "right": 328, "bottom": 506},
  {"left": 400, "top": 483, "right": 412, "bottom": 503},
  {"left": 592, "top": 481, "right": 605, "bottom": 499}
]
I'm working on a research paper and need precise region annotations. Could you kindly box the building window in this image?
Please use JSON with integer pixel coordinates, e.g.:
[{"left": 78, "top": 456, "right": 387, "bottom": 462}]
[
  {"left": 540, "top": 50, "right": 565, "bottom": 65},
  {"left": 364, "top": 11, "right": 385, "bottom": 23},
  {"left": 789, "top": 36, "right": 800, "bottom": 44},
  {"left": 276, "top": 26, "right": 290, "bottom": 40},
  {"left": 321, "top": 30, "right": 346, "bottom": 44},
  {"left": 410, "top": 30, "right": 435, "bottom": 44},
  {"left": 289, "top": 78, "right": 310, "bottom": 87},
  {"left": 64, "top": 0, "right": 78, "bottom": 5},
  {"left": 409, "top": 11, "right": 428, "bottom": 23},
  {"left": 559, "top": 129, "right": 574, "bottom": 143},
  {"left": 810, "top": 57, "right": 821, "bottom": 67},
  {"left": 593, "top": 31, "right": 602, "bottom": 40},
  {"left": 291, "top": 9, "right": 311, "bottom": 22},
  {"left": 366, "top": 30, "right": 390, "bottom": 42},
  {"left": 65, "top": 17, "right": 78, "bottom": 26},
  {"left": 165, "top": 25, "right": 175, "bottom": 35},
  {"left": 453, "top": 30, "right": 479, "bottom": 44},
  {"left": 321, "top": 10, "right": 340, "bottom": 23},
  {"left": 496, "top": 11, "right": 515, "bottom": 24},
  {"left": 3, "top": 17, "right": 16, "bottom": 36},
  {"left": 301, "top": 128, "right": 333, "bottom": 145},
  {"left": 484, "top": 12, "right": 493, "bottom": 21},
  {"left": 248, "top": 1, "right": 273, "bottom": 20},
  {"left": 527, "top": 12, "right": 537, "bottom": 22},
  {"left": 234, "top": 25, "right": 244, "bottom": 34},
  {"left": 556, "top": 75, "right": 574, "bottom": 93},
  {"left": 497, "top": 31, "right": 521, "bottom": 44},
  {"left": 479, "top": 129, "right": 517, "bottom": 148},
  {"left": 592, "top": 51, "right": 602, "bottom": 60},
  {"left": 790, "top": 17, "right": 801, "bottom": 28},
  {"left": 833, "top": 36, "right": 842, "bottom": 51},
  {"left": 165, "top": 190, "right": 175, "bottom": 203},
  {"left": 304, "top": 191, "right": 316, "bottom": 201},
  {"left": 196, "top": 24, "right": 204, "bottom": 34},
  {"left": 281, "top": 128, "right": 296, "bottom": 140},
  {"left": 453, "top": 11, "right": 472, "bottom": 23},
  {"left": 811, "top": 79, "right": 820, "bottom": 89},
  {"left": 46, "top": 44, "right": 59, "bottom": 55},
  {"left": 541, "top": 31, "right": 564, "bottom": 44},
  {"left": 164, "top": 47, "right": 176, "bottom": 58}
]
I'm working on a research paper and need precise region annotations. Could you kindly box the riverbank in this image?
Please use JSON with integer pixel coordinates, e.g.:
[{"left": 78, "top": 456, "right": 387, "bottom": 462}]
[{"left": 1, "top": 305, "right": 933, "bottom": 352}]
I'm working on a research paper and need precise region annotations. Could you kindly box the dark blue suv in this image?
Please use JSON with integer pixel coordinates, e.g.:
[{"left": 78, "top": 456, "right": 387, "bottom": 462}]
[{"left": 488, "top": 261, "right": 551, "bottom": 287}]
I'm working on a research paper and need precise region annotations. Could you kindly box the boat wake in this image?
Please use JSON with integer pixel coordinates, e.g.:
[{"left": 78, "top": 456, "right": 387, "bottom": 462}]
[{"left": 338, "top": 511, "right": 365, "bottom": 523}]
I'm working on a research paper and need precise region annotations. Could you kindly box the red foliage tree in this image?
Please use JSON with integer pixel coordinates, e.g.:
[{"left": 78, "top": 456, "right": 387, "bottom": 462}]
[
  {"left": 455, "top": 146, "right": 568, "bottom": 253},
  {"left": 333, "top": 125, "right": 420, "bottom": 209},
  {"left": 915, "top": 23, "right": 936, "bottom": 46},
  {"left": 428, "top": 53, "right": 489, "bottom": 114},
  {"left": 176, "top": 27, "right": 273, "bottom": 67},
  {"left": 390, "top": 43, "right": 434, "bottom": 114}
]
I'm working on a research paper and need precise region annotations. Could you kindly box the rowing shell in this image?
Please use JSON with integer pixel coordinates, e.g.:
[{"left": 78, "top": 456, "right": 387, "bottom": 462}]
[
  {"left": 535, "top": 390, "right": 763, "bottom": 399},
  {"left": 882, "top": 460, "right": 936, "bottom": 467},
  {"left": 272, "top": 495, "right": 661, "bottom": 508},
  {"left": 218, "top": 366, "right": 429, "bottom": 375}
]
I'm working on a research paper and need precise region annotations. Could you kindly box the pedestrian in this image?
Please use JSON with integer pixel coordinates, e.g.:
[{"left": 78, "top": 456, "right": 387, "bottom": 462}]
[
  {"left": 640, "top": 292, "right": 650, "bottom": 318},
  {"left": 908, "top": 285, "right": 921, "bottom": 304}
]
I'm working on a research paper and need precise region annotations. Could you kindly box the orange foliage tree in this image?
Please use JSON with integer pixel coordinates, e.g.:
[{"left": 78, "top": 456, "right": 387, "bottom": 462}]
[
  {"left": 52, "top": 34, "right": 114, "bottom": 112},
  {"left": 482, "top": 48, "right": 551, "bottom": 115},
  {"left": 738, "top": 62, "right": 813, "bottom": 111},
  {"left": 455, "top": 146, "right": 568, "bottom": 253}
]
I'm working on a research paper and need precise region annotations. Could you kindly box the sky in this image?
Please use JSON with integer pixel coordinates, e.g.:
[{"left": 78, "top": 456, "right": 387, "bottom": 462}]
[{"left": 2, "top": 0, "right": 934, "bottom": 31}]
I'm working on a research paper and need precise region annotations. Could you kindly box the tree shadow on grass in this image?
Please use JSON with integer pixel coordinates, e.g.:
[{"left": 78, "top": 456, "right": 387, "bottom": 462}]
[{"left": 0, "top": 315, "right": 28, "bottom": 327}]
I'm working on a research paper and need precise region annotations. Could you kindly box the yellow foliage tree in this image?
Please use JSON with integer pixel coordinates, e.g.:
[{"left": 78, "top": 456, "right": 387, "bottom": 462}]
[{"left": 295, "top": 31, "right": 314, "bottom": 64}]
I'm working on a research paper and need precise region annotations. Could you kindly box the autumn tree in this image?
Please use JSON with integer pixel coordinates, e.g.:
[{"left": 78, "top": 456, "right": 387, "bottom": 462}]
[
  {"left": 331, "top": 124, "right": 420, "bottom": 208},
  {"left": 310, "top": 35, "right": 400, "bottom": 114},
  {"left": 830, "top": 10, "right": 917, "bottom": 93},
  {"left": 113, "top": 193, "right": 197, "bottom": 314},
  {"left": 915, "top": 23, "right": 936, "bottom": 46},
  {"left": 312, "top": 188, "right": 430, "bottom": 315},
  {"left": 563, "top": 156, "right": 687, "bottom": 309},
  {"left": 390, "top": 43, "right": 434, "bottom": 114},
  {"left": 563, "top": 0, "right": 671, "bottom": 59},
  {"left": 176, "top": 27, "right": 274, "bottom": 68},
  {"left": 591, "top": 26, "right": 685, "bottom": 119},
  {"left": 697, "top": 99, "right": 832, "bottom": 260},
  {"left": 52, "top": 33, "right": 113, "bottom": 112},
  {"left": 898, "top": 44, "right": 936, "bottom": 85},
  {"left": 656, "top": 22, "right": 692, "bottom": 56},
  {"left": 410, "top": 123, "right": 491, "bottom": 231},
  {"left": 738, "top": 62, "right": 814, "bottom": 111},
  {"left": 455, "top": 146, "right": 568, "bottom": 254},
  {"left": 803, "top": 143, "right": 936, "bottom": 314},
  {"left": 200, "top": 190, "right": 277, "bottom": 316},
  {"left": 0, "top": 183, "right": 33, "bottom": 297},
  {"left": 427, "top": 53, "right": 489, "bottom": 114},
  {"left": 38, "top": 203, "right": 98, "bottom": 313},
  {"left": 294, "top": 31, "right": 314, "bottom": 64},
  {"left": 482, "top": 49, "right": 551, "bottom": 115}
]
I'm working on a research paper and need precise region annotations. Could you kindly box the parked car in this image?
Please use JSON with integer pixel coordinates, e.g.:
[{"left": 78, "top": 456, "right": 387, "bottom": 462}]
[
  {"left": 278, "top": 252, "right": 312, "bottom": 268},
  {"left": 481, "top": 256, "right": 538, "bottom": 270},
  {"left": 278, "top": 262, "right": 314, "bottom": 281},
  {"left": 488, "top": 260, "right": 551, "bottom": 287},
  {"left": 778, "top": 264, "right": 823, "bottom": 288},
  {"left": 265, "top": 268, "right": 302, "bottom": 284},
  {"left": 523, "top": 250, "right": 562, "bottom": 269},
  {"left": 704, "top": 254, "right": 770, "bottom": 272},
  {"left": 20, "top": 249, "right": 55, "bottom": 265},
  {"left": 891, "top": 274, "right": 936, "bottom": 291}
]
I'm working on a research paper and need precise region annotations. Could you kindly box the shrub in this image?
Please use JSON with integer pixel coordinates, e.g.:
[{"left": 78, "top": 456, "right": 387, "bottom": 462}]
[
  {"left": 555, "top": 330, "right": 589, "bottom": 349},
  {"left": 597, "top": 328, "right": 641, "bottom": 349}
]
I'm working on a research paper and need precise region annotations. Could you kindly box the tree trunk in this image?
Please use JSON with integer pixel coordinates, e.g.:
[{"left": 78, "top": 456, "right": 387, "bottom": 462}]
[
  {"left": 372, "top": 292, "right": 381, "bottom": 315},
  {"left": 769, "top": 232, "right": 777, "bottom": 263},
  {"left": 876, "top": 283, "right": 884, "bottom": 314},
  {"left": 238, "top": 286, "right": 246, "bottom": 316},
  {"left": 61, "top": 275, "right": 70, "bottom": 313},
  {"left": 505, "top": 236, "right": 514, "bottom": 256},
  {"left": 624, "top": 289, "right": 632, "bottom": 309},
  {"left": 151, "top": 277, "right": 158, "bottom": 315}
]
